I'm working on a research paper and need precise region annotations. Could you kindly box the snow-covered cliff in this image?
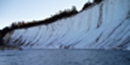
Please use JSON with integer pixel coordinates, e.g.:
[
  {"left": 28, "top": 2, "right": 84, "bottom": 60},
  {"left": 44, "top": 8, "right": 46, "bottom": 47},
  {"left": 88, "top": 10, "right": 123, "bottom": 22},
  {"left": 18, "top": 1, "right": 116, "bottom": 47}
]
[{"left": 4, "top": 0, "right": 130, "bottom": 50}]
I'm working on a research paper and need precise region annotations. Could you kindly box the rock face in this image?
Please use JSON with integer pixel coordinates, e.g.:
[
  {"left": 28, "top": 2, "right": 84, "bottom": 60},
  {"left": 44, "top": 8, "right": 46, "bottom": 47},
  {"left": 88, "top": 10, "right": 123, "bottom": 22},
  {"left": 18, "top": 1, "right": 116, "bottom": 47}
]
[
  {"left": 0, "top": 33, "right": 3, "bottom": 45},
  {"left": 4, "top": 0, "right": 130, "bottom": 50}
]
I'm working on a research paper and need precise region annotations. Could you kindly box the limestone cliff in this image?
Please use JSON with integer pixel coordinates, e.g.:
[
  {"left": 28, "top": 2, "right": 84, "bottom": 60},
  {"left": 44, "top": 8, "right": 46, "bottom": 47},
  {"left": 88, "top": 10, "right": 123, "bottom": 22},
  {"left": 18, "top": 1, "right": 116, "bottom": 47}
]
[{"left": 4, "top": 0, "right": 130, "bottom": 50}]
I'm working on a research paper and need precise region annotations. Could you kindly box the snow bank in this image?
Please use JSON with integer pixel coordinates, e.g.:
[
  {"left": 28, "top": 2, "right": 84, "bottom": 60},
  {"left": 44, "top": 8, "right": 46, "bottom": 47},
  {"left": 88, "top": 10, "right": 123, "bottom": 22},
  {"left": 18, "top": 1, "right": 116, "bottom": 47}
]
[{"left": 4, "top": 0, "right": 130, "bottom": 50}]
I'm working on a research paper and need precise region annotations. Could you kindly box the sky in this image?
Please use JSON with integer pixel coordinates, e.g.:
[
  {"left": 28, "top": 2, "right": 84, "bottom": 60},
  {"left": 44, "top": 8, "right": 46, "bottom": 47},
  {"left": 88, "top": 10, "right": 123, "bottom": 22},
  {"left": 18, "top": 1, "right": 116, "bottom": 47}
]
[{"left": 0, "top": 0, "right": 93, "bottom": 29}]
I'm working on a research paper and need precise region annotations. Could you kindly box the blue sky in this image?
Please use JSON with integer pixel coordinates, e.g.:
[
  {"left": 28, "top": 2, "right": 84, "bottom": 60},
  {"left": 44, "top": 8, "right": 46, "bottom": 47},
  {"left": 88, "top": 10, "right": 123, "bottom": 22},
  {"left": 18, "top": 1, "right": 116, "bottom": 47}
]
[{"left": 0, "top": 0, "right": 93, "bottom": 29}]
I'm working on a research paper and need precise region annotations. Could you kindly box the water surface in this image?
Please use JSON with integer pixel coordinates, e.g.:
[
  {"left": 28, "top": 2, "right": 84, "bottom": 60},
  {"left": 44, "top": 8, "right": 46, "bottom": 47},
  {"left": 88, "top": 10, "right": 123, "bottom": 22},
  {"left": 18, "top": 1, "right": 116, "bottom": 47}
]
[{"left": 0, "top": 49, "right": 130, "bottom": 65}]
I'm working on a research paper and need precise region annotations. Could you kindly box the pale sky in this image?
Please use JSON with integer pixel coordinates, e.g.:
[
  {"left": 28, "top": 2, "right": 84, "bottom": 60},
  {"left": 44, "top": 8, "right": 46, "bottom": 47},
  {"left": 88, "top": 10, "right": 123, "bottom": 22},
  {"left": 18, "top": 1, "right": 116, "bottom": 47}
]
[{"left": 0, "top": 0, "right": 93, "bottom": 29}]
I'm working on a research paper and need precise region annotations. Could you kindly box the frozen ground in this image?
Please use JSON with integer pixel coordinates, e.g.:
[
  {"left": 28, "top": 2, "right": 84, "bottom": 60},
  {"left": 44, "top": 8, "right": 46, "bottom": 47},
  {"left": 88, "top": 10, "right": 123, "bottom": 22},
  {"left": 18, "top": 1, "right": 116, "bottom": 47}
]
[{"left": 0, "top": 49, "right": 130, "bottom": 65}]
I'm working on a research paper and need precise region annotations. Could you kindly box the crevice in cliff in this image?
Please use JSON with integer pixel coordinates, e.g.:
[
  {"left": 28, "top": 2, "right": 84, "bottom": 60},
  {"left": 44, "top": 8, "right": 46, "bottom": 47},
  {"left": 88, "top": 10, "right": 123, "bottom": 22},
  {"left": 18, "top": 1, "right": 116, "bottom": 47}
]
[
  {"left": 13, "top": 36, "right": 23, "bottom": 45},
  {"left": 126, "top": 11, "right": 130, "bottom": 19},
  {"left": 95, "top": 32, "right": 103, "bottom": 42},
  {"left": 97, "top": 3, "right": 103, "bottom": 28},
  {"left": 117, "top": 36, "right": 130, "bottom": 49}
]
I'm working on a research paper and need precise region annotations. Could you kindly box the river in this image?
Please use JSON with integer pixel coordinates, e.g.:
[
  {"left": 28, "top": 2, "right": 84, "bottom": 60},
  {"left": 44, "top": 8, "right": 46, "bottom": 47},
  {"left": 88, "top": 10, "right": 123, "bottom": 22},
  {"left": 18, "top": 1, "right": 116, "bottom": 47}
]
[{"left": 0, "top": 49, "right": 130, "bottom": 65}]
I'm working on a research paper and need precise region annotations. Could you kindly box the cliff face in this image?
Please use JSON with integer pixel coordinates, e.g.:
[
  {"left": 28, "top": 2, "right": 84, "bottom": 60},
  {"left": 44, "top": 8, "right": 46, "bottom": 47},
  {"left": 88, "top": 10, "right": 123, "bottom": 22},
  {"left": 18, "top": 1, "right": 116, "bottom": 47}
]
[{"left": 4, "top": 0, "right": 130, "bottom": 50}]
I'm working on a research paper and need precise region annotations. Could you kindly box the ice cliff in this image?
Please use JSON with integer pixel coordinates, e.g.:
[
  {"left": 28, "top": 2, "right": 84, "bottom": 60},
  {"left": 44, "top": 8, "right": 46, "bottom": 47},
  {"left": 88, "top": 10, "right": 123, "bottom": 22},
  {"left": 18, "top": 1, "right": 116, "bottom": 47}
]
[{"left": 4, "top": 0, "right": 130, "bottom": 50}]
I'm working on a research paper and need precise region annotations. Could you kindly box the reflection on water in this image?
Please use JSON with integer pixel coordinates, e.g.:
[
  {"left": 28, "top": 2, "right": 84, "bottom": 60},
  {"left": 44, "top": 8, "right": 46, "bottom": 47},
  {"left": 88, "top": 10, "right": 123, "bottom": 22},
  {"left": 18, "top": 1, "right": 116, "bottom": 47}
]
[{"left": 0, "top": 49, "right": 130, "bottom": 65}]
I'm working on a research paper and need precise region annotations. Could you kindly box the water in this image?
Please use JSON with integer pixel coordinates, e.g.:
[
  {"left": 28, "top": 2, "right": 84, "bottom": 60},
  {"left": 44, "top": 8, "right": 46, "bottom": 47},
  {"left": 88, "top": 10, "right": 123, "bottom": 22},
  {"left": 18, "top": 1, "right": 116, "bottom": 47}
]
[{"left": 0, "top": 49, "right": 130, "bottom": 65}]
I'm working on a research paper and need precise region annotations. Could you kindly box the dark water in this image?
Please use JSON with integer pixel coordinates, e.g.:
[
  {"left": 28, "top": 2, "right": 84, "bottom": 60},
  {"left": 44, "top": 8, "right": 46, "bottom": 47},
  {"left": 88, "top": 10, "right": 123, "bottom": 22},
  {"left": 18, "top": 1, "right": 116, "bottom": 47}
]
[{"left": 0, "top": 49, "right": 130, "bottom": 65}]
